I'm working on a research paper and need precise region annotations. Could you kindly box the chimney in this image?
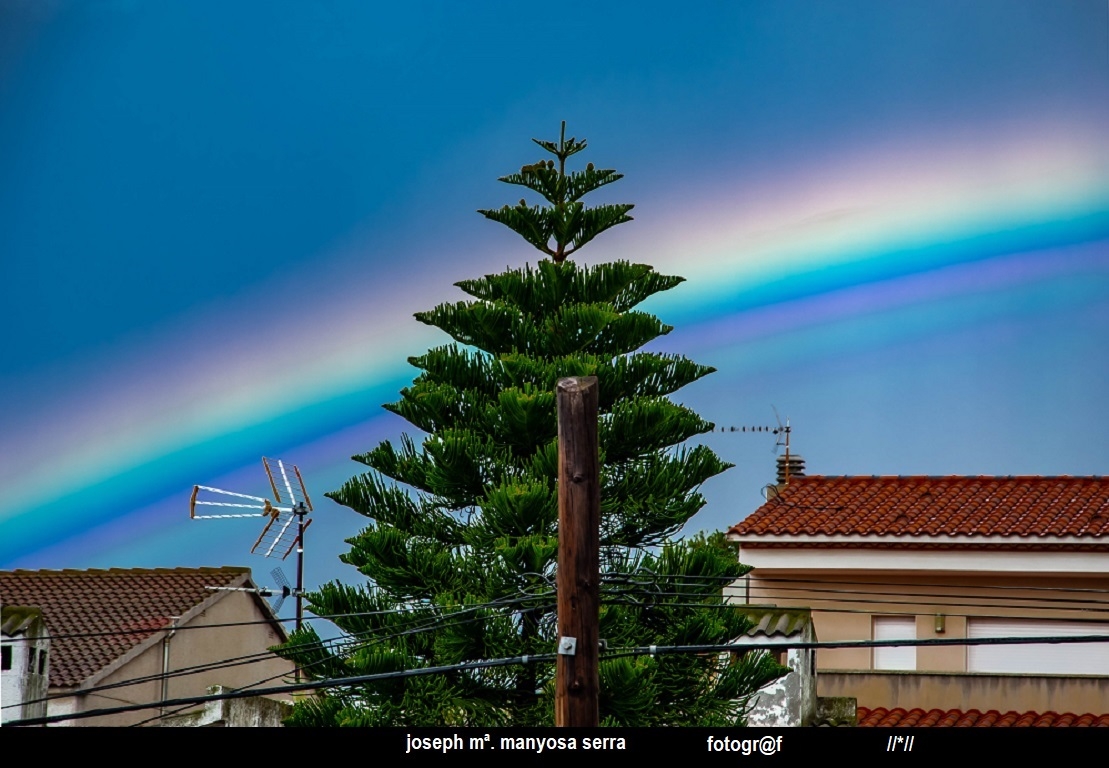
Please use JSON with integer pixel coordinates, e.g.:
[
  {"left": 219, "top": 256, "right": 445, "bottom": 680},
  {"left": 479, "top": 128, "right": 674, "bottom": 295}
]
[{"left": 776, "top": 454, "right": 805, "bottom": 485}]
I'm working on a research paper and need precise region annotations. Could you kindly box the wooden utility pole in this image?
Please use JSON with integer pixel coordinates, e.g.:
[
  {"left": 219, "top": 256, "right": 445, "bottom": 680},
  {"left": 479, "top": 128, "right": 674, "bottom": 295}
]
[{"left": 555, "top": 376, "right": 600, "bottom": 727}]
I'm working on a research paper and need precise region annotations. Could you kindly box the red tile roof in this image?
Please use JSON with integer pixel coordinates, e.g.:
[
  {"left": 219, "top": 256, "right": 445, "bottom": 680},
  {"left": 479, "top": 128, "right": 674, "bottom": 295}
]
[
  {"left": 0, "top": 567, "right": 256, "bottom": 687},
  {"left": 857, "top": 707, "right": 1109, "bottom": 727},
  {"left": 728, "top": 476, "right": 1109, "bottom": 541}
]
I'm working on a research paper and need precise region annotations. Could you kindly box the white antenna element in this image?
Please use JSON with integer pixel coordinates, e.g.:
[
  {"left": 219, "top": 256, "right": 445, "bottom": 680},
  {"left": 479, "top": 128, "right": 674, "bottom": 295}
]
[
  {"left": 189, "top": 486, "right": 288, "bottom": 519},
  {"left": 189, "top": 458, "right": 313, "bottom": 561},
  {"left": 249, "top": 457, "right": 314, "bottom": 559}
]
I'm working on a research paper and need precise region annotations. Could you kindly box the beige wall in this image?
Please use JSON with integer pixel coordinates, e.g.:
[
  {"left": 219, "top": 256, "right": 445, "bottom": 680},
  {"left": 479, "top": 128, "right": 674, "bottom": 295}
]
[
  {"left": 726, "top": 567, "right": 1109, "bottom": 713},
  {"left": 728, "top": 570, "right": 1109, "bottom": 673},
  {"left": 50, "top": 591, "right": 294, "bottom": 727}
]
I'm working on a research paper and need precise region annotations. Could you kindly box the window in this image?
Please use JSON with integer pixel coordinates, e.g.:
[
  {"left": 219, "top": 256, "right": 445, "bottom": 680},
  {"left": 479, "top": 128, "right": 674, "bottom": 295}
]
[
  {"left": 967, "top": 619, "right": 1109, "bottom": 675},
  {"left": 38, "top": 648, "right": 47, "bottom": 675},
  {"left": 1, "top": 644, "right": 11, "bottom": 670},
  {"left": 873, "top": 616, "right": 916, "bottom": 670}
]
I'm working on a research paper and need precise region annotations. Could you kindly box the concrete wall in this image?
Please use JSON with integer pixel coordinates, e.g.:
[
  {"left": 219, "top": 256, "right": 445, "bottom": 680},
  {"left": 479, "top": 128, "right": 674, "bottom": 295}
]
[
  {"left": 160, "top": 685, "right": 292, "bottom": 726},
  {"left": 747, "top": 643, "right": 817, "bottom": 727},
  {"left": 820, "top": 670, "right": 1109, "bottom": 714}
]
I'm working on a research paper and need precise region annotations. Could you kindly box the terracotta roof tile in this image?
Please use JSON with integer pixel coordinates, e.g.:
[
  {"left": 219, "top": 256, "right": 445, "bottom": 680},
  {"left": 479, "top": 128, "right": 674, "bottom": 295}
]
[
  {"left": 729, "top": 476, "right": 1109, "bottom": 541},
  {"left": 0, "top": 567, "right": 251, "bottom": 687},
  {"left": 857, "top": 707, "right": 1109, "bottom": 727}
]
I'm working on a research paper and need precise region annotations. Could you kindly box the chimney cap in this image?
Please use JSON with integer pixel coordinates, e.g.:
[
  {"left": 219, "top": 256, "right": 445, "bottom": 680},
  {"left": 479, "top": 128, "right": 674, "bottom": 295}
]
[{"left": 776, "top": 454, "right": 805, "bottom": 485}]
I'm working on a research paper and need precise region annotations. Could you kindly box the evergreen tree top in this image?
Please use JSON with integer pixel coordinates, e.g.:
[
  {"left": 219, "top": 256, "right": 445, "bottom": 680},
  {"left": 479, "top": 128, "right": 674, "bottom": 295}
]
[
  {"left": 272, "top": 122, "right": 786, "bottom": 727},
  {"left": 478, "top": 121, "right": 634, "bottom": 262}
]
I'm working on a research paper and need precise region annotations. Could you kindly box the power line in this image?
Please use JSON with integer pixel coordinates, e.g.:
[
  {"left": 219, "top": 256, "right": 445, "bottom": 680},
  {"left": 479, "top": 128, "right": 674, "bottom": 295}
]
[
  {"left": 10, "top": 571, "right": 1105, "bottom": 720},
  {"left": 140, "top": 595, "right": 556, "bottom": 722},
  {"left": 2, "top": 644, "right": 293, "bottom": 713},
  {"left": 605, "top": 589, "right": 1109, "bottom": 616},
  {"left": 10, "top": 633, "right": 1109, "bottom": 727},
  {"left": 18, "top": 571, "right": 1097, "bottom": 646},
  {"left": 3, "top": 592, "right": 559, "bottom": 715},
  {"left": 17, "top": 582, "right": 1106, "bottom": 714},
  {"left": 11, "top": 573, "right": 1105, "bottom": 715},
  {"left": 604, "top": 571, "right": 1109, "bottom": 597},
  {"left": 740, "top": 575, "right": 1109, "bottom": 597},
  {"left": 733, "top": 585, "right": 1109, "bottom": 611},
  {"left": 9, "top": 651, "right": 561, "bottom": 726}
]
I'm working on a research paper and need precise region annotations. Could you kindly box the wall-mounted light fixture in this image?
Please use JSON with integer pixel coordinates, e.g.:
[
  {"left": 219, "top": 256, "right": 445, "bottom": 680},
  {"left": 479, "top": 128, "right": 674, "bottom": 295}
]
[{"left": 934, "top": 614, "right": 946, "bottom": 634}]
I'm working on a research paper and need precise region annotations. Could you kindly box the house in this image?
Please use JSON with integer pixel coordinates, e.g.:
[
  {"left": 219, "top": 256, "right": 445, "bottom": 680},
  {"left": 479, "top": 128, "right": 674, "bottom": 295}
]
[
  {"left": 0, "top": 567, "right": 294, "bottom": 726},
  {"left": 725, "top": 456, "right": 1109, "bottom": 716},
  {"left": 1, "top": 605, "right": 50, "bottom": 724}
]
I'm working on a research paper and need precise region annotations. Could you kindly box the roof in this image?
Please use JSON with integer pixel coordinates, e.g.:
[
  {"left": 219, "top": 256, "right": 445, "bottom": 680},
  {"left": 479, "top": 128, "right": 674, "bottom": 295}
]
[
  {"left": 857, "top": 707, "right": 1109, "bottom": 727},
  {"left": 740, "top": 607, "right": 813, "bottom": 638},
  {"left": 1, "top": 605, "right": 45, "bottom": 637},
  {"left": 728, "top": 476, "right": 1109, "bottom": 543},
  {"left": 0, "top": 567, "right": 277, "bottom": 688}
]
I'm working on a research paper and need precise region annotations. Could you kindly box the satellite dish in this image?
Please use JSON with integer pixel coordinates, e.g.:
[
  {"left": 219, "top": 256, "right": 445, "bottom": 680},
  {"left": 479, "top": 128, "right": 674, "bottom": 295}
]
[{"left": 269, "top": 567, "right": 293, "bottom": 614}]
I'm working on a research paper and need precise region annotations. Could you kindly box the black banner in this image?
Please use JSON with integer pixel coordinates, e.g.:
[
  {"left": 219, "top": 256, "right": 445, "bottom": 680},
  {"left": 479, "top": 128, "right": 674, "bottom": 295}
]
[
  {"left": 6, "top": 725, "right": 1102, "bottom": 759},
  {"left": 392, "top": 728, "right": 1099, "bottom": 760}
]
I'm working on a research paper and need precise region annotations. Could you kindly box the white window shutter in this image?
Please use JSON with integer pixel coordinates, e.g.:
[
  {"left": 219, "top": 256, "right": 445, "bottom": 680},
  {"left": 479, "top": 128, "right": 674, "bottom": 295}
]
[
  {"left": 967, "top": 619, "right": 1109, "bottom": 675},
  {"left": 873, "top": 616, "right": 916, "bottom": 670}
]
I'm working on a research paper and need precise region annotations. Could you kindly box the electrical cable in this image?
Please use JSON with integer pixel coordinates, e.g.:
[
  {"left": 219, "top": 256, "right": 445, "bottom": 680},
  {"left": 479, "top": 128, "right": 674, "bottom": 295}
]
[
  {"left": 736, "top": 575, "right": 1109, "bottom": 597},
  {"left": 30, "top": 576, "right": 1102, "bottom": 716},
  {"left": 11, "top": 632, "right": 1109, "bottom": 727},
  {"left": 604, "top": 589, "right": 1109, "bottom": 616},
  {"left": 11, "top": 572, "right": 1104, "bottom": 719},
  {"left": 3, "top": 591, "right": 557, "bottom": 715},
  {"left": 604, "top": 571, "right": 1109, "bottom": 597}
]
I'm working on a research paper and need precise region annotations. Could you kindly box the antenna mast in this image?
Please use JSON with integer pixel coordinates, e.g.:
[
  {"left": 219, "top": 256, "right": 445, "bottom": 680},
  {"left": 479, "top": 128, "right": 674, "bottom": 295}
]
[{"left": 772, "top": 407, "right": 792, "bottom": 484}]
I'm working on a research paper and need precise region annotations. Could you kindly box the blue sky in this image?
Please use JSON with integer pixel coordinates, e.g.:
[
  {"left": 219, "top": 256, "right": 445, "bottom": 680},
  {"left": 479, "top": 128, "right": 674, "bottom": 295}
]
[{"left": 2, "top": 1, "right": 1107, "bottom": 610}]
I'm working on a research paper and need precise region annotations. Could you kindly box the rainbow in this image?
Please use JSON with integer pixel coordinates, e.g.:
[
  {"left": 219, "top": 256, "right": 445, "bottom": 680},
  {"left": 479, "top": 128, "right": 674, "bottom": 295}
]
[{"left": 3, "top": 117, "right": 1107, "bottom": 571}]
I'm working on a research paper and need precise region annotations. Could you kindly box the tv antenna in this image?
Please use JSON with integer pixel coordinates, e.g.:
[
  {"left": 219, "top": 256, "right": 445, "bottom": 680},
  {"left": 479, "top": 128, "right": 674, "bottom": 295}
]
[
  {"left": 190, "top": 457, "right": 313, "bottom": 632},
  {"left": 716, "top": 406, "right": 791, "bottom": 450},
  {"left": 717, "top": 405, "right": 796, "bottom": 483}
]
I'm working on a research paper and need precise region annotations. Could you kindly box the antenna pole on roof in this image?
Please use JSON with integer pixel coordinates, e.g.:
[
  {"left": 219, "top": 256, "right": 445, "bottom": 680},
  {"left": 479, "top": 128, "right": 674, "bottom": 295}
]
[
  {"left": 782, "top": 419, "right": 792, "bottom": 483},
  {"left": 294, "top": 501, "right": 308, "bottom": 634},
  {"left": 190, "top": 457, "right": 314, "bottom": 683},
  {"left": 772, "top": 406, "right": 791, "bottom": 483}
]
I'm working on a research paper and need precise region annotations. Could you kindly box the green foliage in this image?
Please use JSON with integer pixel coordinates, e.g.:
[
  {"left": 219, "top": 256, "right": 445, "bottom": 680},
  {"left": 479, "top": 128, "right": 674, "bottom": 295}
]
[
  {"left": 273, "top": 124, "right": 785, "bottom": 726},
  {"left": 477, "top": 123, "right": 634, "bottom": 262}
]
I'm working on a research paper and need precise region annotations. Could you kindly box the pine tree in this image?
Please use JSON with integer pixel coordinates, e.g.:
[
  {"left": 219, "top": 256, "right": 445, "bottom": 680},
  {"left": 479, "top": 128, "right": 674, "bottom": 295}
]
[{"left": 275, "top": 123, "right": 784, "bottom": 726}]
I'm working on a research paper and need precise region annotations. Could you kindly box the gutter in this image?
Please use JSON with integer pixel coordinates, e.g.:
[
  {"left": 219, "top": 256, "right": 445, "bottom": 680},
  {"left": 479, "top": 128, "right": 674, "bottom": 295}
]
[{"left": 160, "top": 616, "right": 179, "bottom": 718}]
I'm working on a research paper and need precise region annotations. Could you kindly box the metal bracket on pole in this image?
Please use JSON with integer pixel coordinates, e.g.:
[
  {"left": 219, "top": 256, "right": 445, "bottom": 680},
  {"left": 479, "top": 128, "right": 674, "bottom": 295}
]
[{"left": 558, "top": 637, "right": 578, "bottom": 656}]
